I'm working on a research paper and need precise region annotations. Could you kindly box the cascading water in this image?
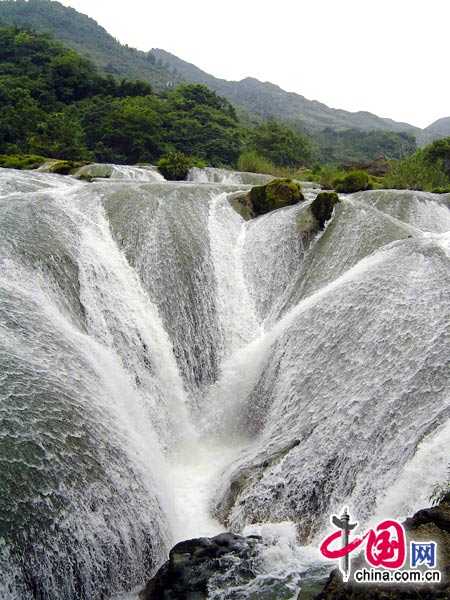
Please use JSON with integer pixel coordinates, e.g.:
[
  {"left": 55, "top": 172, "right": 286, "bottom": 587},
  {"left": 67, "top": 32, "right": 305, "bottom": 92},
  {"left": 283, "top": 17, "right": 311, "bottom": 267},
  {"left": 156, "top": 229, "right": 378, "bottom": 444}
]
[{"left": 0, "top": 166, "right": 449, "bottom": 599}]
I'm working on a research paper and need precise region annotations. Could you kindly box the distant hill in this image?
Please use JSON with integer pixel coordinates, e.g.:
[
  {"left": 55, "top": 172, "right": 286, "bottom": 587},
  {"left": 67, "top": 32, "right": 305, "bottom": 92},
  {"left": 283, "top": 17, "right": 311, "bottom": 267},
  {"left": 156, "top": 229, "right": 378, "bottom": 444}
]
[
  {"left": 150, "top": 49, "right": 419, "bottom": 135},
  {"left": 0, "top": 0, "right": 422, "bottom": 136},
  {"left": 418, "top": 117, "right": 450, "bottom": 146},
  {"left": 0, "top": 0, "right": 181, "bottom": 89}
]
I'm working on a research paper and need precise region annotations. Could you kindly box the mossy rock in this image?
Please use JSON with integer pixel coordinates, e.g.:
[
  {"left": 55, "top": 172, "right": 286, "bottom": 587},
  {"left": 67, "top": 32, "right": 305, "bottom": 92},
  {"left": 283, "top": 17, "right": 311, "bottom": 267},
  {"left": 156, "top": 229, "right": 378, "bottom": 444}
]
[
  {"left": 0, "top": 154, "right": 47, "bottom": 170},
  {"left": 310, "top": 192, "right": 340, "bottom": 228},
  {"left": 40, "top": 160, "right": 89, "bottom": 175},
  {"left": 248, "top": 178, "right": 304, "bottom": 216},
  {"left": 334, "top": 170, "right": 372, "bottom": 193}
]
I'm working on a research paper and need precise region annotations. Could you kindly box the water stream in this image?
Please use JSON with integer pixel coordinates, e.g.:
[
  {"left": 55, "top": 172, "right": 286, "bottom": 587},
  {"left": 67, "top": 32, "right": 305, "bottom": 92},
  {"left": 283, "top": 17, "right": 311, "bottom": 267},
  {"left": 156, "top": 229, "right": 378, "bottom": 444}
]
[{"left": 0, "top": 166, "right": 449, "bottom": 599}]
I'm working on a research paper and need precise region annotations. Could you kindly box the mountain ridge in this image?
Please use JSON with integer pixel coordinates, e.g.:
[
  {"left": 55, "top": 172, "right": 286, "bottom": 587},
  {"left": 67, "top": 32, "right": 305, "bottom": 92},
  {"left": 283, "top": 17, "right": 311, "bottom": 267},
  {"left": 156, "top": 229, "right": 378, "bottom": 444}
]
[
  {"left": 150, "top": 48, "right": 420, "bottom": 134},
  {"left": 0, "top": 0, "right": 448, "bottom": 139}
]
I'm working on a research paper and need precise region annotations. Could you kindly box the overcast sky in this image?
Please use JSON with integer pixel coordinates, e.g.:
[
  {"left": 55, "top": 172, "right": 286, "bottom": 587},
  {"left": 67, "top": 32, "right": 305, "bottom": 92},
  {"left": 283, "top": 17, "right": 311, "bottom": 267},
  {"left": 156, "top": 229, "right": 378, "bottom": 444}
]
[{"left": 59, "top": 0, "right": 449, "bottom": 129}]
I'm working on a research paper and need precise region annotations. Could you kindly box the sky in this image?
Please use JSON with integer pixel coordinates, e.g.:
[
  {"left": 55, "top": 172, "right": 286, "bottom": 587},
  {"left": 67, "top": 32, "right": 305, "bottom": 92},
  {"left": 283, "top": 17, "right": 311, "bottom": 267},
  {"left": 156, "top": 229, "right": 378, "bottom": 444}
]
[{"left": 59, "top": 0, "right": 450, "bottom": 129}]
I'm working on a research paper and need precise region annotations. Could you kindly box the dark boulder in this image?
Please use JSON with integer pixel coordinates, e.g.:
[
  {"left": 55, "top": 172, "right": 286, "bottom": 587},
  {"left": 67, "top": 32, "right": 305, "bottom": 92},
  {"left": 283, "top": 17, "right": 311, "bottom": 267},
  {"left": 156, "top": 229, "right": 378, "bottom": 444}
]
[
  {"left": 244, "top": 178, "right": 304, "bottom": 218},
  {"left": 140, "top": 532, "right": 261, "bottom": 600},
  {"left": 229, "top": 178, "right": 304, "bottom": 220},
  {"left": 297, "top": 192, "right": 340, "bottom": 236},
  {"left": 310, "top": 192, "right": 340, "bottom": 229}
]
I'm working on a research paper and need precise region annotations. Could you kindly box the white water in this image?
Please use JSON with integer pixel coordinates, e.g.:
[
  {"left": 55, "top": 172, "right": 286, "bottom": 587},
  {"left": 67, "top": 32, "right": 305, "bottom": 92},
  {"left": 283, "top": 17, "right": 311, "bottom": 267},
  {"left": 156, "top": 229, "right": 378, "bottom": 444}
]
[{"left": 0, "top": 167, "right": 449, "bottom": 599}]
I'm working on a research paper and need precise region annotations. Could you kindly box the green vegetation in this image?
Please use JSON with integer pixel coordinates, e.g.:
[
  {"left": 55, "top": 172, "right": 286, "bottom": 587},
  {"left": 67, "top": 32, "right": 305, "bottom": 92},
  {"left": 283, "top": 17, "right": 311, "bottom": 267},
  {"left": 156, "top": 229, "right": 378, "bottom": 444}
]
[
  {"left": 237, "top": 151, "right": 277, "bottom": 175},
  {"left": 0, "top": 0, "right": 423, "bottom": 143},
  {"left": 157, "top": 152, "right": 202, "bottom": 181},
  {"left": 0, "top": 26, "right": 242, "bottom": 166},
  {"left": 245, "top": 120, "right": 312, "bottom": 168},
  {"left": 0, "top": 0, "right": 180, "bottom": 90},
  {"left": 248, "top": 179, "right": 304, "bottom": 216},
  {"left": 0, "top": 24, "right": 427, "bottom": 181},
  {"left": 0, "top": 154, "right": 46, "bottom": 169},
  {"left": 315, "top": 128, "right": 416, "bottom": 164},
  {"left": 384, "top": 137, "right": 450, "bottom": 191},
  {"left": 334, "top": 170, "right": 372, "bottom": 193}
]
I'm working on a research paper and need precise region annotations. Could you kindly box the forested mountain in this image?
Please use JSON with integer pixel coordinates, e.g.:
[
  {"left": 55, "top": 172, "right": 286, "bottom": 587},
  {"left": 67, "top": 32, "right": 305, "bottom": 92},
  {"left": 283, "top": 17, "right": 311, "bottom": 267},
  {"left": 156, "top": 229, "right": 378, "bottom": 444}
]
[
  {"left": 0, "top": 26, "right": 242, "bottom": 165},
  {"left": 0, "top": 0, "right": 181, "bottom": 88},
  {"left": 0, "top": 0, "right": 427, "bottom": 137}
]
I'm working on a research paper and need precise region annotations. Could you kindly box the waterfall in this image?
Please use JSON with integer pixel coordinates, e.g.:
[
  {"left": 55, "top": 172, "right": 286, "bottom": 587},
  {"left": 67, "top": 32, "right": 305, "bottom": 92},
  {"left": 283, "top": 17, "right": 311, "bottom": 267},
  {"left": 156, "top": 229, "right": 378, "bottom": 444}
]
[{"left": 0, "top": 167, "right": 449, "bottom": 599}]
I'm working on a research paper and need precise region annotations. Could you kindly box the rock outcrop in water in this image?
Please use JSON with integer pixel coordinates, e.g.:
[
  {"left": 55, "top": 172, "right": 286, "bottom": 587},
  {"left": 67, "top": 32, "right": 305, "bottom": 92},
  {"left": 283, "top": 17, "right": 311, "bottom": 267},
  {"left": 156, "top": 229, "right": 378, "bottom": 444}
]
[
  {"left": 38, "top": 159, "right": 88, "bottom": 175},
  {"left": 249, "top": 178, "right": 304, "bottom": 216},
  {"left": 140, "top": 533, "right": 261, "bottom": 600},
  {"left": 315, "top": 493, "right": 450, "bottom": 600},
  {"left": 297, "top": 191, "right": 340, "bottom": 235},
  {"left": 230, "top": 178, "right": 304, "bottom": 219}
]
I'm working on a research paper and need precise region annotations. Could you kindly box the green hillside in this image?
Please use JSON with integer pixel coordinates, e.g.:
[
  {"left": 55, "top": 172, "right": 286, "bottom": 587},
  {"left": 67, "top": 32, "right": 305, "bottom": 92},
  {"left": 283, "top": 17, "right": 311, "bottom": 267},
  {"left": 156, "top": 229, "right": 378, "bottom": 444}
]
[
  {"left": 0, "top": 0, "right": 421, "bottom": 135},
  {"left": 0, "top": 25, "right": 242, "bottom": 165},
  {"left": 0, "top": 0, "right": 179, "bottom": 89}
]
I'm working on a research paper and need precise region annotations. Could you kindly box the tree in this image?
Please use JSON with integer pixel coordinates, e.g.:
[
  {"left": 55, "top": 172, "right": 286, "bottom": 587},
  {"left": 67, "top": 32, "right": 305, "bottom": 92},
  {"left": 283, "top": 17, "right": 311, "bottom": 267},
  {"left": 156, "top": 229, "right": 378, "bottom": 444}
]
[
  {"left": 248, "top": 120, "right": 312, "bottom": 167},
  {"left": 28, "top": 111, "right": 89, "bottom": 160}
]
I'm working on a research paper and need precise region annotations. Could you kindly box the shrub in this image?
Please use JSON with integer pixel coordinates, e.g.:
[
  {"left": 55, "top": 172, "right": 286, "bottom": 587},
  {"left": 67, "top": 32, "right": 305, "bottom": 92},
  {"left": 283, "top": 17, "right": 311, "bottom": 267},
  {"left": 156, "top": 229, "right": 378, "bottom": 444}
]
[
  {"left": 157, "top": 152, "right": 195, "bottom": 181},
  {"left": 431, "top": 186, "right": 450, "bottom": 194},
  {"left": 237, "top": 151, "right": 276, "bottom": 175},
  {"left": 334, "top": 170, "right": 372, "bottom": 193},
  {"left": 312, "top": 165, "right": 345, "bottom": 189},
  {"left": 246, "top": 120, "right": 312, "bottom": 167},
  {"left": 384, "top": 144, "right": 450, "bottom": 191}
]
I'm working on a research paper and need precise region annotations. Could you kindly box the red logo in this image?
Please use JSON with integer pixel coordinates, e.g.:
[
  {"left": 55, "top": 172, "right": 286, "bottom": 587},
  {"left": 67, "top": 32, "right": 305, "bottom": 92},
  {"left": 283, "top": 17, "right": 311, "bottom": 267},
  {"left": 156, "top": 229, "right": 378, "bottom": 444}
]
[{"left": 319, "top": 508, "right": 406, "bottom": 581}]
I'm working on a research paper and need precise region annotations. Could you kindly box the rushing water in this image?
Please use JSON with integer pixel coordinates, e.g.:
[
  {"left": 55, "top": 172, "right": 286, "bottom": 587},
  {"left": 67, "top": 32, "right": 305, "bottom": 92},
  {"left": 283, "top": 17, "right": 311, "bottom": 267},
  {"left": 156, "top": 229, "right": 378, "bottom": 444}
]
[{"left": 0, "top": 166, "right": 449, "bottom": 599}]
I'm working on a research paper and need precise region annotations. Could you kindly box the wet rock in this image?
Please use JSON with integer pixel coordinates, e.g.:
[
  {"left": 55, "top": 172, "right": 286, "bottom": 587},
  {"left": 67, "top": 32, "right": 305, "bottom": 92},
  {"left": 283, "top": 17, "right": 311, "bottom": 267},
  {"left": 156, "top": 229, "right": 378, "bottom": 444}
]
[
  {"left": 73, "top": 163, "right": 114, "bottom": 181},
  {"left": 297, "top": 192, "right": 340, "bottom": 235},
  {"left": 314, "top": 493, "right": 450, "bottom": 600},
  {"left": 249, "top": 178, "right": 304, "bottom": 217},
  {"left": 230, "top": 178, "right": 305, "bottom": 219},
  {"left": 38, "top": 159, "right": 88, "bottom": 175},
  {"left": 228, "top": 190, "right": 254, "bottom": 220},
  {"left": 310, "top": 192, "right": 340, "bottom": 229},
  {"left": 140, "top": 532, "right": 261, "bottom": 599}
]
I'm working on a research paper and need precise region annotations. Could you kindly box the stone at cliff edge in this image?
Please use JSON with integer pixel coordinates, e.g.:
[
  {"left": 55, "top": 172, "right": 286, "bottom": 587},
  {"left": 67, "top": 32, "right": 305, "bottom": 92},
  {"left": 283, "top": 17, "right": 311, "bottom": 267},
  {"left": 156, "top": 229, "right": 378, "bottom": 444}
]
[
  {"left": 297, "top": 192, "right": 340, "bottom": 235},
  {"left": 231, "top": 178, "right": 304, "bottom": 219},
  {"left": 140, "top": 533, "right": 261, "bottom": 600},
  {"left": 38, "top": 159, "right": 88, "bottom": 175},
  {"left": 314, "top": 492, "right": 450, "bottom": 600},
  {"left": 74, "top": 163, "right": 115, "bottom": 181}
]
